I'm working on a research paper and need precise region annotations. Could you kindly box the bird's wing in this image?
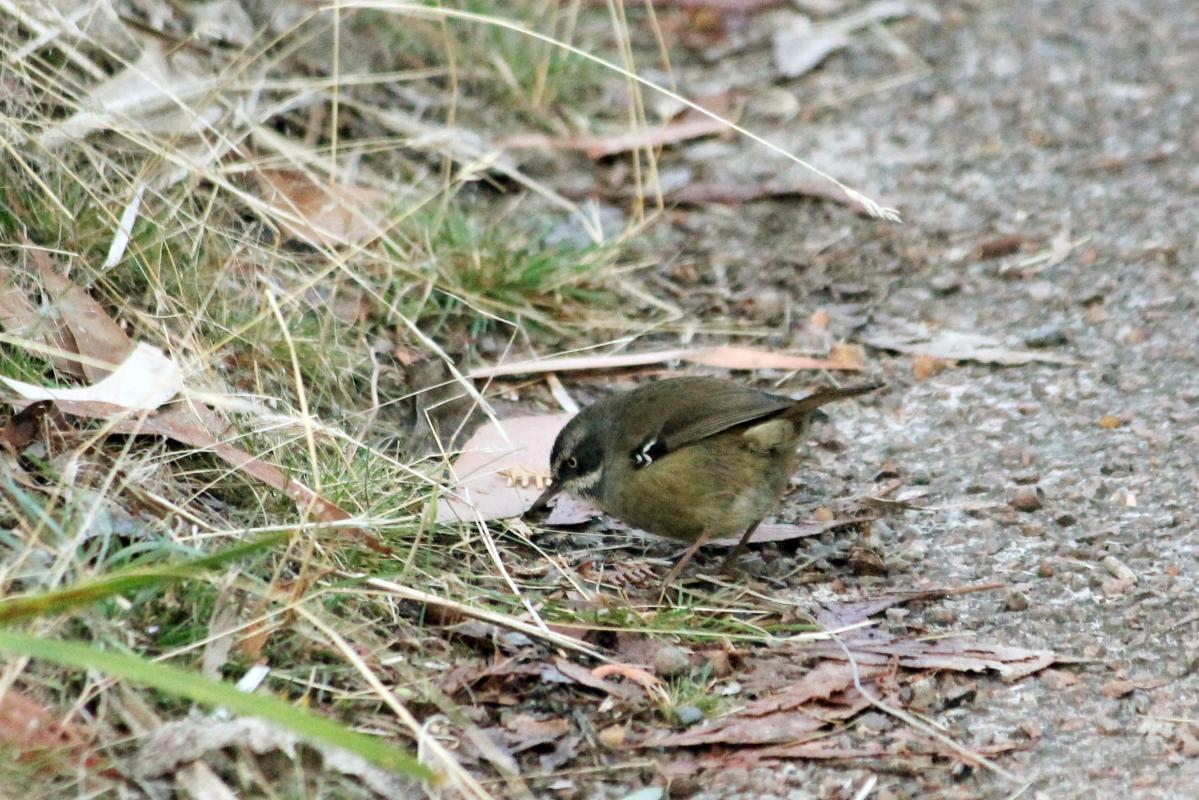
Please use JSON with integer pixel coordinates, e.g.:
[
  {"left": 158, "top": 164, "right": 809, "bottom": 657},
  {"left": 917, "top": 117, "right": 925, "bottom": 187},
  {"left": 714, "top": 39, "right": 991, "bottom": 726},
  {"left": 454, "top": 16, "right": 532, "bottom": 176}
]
[{"left": 637, "top": 379, "right": 794, "bottom": 456}]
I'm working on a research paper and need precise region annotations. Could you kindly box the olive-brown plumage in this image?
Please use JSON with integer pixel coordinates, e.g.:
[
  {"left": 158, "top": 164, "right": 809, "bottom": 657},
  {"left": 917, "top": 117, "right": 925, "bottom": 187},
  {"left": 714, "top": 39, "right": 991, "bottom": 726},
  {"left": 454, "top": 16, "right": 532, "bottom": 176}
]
[{"left": 527, "top": 377, "right": 879, "bottom": 578}]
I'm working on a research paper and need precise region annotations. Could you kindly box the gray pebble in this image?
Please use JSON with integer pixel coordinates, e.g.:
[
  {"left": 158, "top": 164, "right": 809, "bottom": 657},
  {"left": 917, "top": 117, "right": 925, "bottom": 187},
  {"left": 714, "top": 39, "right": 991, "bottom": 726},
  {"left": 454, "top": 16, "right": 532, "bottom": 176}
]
[
  {"left": 1005, "top": 590, "right": 1030, "bottom": 611},
  {"left": 1024, "top": 323, "right": 1069, "bottom": 348},
  {"left": 652, "top": 645, "right": 692, "bottom": 678},
  {"left": 674, "top": 705, "right": 704, "bottom": 726}
]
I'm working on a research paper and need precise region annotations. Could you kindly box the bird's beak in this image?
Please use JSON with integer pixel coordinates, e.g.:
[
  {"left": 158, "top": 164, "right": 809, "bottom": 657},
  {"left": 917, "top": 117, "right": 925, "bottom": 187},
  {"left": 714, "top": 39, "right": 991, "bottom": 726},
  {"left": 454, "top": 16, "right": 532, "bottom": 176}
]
[{"left": 524, "top": 482, "right": 560, "bottom": 518}]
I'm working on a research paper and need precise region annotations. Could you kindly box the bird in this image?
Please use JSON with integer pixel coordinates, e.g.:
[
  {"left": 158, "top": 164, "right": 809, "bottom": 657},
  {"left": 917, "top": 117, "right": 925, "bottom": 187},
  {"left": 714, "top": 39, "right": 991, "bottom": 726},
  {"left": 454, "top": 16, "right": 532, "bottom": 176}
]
[{"left": 526, "top": 376, "right": 880, "bottom": 585}]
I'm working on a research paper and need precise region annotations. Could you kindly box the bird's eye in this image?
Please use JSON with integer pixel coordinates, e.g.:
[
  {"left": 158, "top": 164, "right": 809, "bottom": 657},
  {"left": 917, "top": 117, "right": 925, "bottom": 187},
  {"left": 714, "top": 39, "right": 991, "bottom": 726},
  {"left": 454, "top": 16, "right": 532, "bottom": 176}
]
[{"left": 566, "top": 456, "right": 578, "bottom": 469}]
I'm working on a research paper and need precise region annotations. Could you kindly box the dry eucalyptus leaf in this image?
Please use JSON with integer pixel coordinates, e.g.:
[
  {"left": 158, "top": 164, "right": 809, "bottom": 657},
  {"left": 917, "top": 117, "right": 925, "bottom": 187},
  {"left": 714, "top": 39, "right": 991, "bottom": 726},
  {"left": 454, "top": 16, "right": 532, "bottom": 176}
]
[
  {"left": 863, "top": 320, "right": 1075, "bottom": 366},
  {"left": 435, "top": 413, "right": 599, "bottom": 525},
  {"left": 469, "top": 345, "right": 863, "bottom": 379},
  {"left": 38, "top": 44, "right": 220, "bottom": 149},
  {"left": 1, "top": 268, "right": 85, "bottom": 378},
  {"left": 36, "top": 263, "right": 133, "bottom": 380},
  {"left": 255, "top": 169, "right": 387, "bottom": 247},
  {"left": 500, "top": 116, "right": 728, "bottom": 159},
  {"left": 1, "top": 342, "right": 181, "bottom": 411}
]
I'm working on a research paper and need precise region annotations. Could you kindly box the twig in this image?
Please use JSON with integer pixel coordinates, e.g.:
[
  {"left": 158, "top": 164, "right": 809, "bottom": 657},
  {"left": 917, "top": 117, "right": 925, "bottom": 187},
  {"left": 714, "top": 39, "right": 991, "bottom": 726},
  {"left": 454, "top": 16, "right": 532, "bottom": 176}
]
[{"left": 829, "top": 630, "right": 1024, "bottom": 784}]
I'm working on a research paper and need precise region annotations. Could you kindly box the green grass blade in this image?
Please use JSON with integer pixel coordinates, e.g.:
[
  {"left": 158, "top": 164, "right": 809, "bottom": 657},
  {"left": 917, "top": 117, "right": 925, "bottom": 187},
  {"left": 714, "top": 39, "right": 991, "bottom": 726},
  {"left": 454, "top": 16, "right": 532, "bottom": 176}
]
[
  {"left": 0, "top": 530, "right": 290, "bottom": 624},
  {"left": 0, "top": 631, "right": 436, "bottom": 782}
]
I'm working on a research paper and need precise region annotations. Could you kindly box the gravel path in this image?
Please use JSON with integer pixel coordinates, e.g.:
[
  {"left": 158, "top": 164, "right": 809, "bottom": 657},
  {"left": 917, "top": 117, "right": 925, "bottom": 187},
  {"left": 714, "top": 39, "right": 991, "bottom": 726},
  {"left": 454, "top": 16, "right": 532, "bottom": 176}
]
[{"left": 639, "top": 1, "right": 1199, "bottom": 796}]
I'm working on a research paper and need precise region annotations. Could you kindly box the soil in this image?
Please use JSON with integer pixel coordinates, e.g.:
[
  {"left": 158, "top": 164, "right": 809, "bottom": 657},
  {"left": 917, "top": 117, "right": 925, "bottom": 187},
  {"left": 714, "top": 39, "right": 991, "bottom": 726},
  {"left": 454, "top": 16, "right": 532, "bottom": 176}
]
[{"left": 543, "top": 1, "right": 1199, "bottom": 797}]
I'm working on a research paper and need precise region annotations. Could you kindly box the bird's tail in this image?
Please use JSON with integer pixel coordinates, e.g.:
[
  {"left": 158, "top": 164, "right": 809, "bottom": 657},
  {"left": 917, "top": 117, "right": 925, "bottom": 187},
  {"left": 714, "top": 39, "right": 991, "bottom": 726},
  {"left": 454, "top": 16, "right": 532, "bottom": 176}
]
[{"left": 784, "top": 383, "right": 882, "bottom": 420}]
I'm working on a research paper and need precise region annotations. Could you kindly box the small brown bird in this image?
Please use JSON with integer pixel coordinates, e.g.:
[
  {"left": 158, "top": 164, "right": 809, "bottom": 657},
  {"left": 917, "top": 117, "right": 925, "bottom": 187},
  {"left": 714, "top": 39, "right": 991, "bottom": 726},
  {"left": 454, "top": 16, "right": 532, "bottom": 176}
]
[{"left": 527, "top": 376, "right": 880, "bottom": 584}]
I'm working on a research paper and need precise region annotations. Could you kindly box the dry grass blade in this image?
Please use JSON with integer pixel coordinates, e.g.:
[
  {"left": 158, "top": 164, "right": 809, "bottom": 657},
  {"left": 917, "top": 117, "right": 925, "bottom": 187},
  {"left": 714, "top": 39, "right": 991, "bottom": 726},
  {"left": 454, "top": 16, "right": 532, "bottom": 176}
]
[{"left": 337, "top": 1, "right": 901, "bottom": 221}]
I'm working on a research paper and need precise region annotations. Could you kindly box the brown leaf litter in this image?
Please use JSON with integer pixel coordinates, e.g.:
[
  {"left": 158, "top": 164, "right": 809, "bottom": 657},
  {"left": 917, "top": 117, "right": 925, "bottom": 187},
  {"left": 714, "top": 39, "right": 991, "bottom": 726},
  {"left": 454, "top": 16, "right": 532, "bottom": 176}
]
[{"left": 627, "top": 587, "right": 1059, "bottom": 771}]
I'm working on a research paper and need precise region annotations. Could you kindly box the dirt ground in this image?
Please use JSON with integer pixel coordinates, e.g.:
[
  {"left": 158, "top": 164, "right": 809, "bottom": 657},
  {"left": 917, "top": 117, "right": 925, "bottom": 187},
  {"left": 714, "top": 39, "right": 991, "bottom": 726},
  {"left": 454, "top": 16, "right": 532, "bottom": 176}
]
[{"left": 576, "top": 1, "right": 1199, "bottom": 797}]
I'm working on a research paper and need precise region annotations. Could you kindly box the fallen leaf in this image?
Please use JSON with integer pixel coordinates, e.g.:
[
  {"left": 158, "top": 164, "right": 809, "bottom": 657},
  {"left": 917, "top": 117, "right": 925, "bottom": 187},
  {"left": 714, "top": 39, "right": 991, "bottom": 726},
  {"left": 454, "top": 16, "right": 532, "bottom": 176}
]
[
  {"left": 715, "top": 738, "right": 1024, "bottom": 768},
  {"left": 135, "top": 717, "right": 410, "bottom": 796},
  {"left": 500, "top": 117, "right": 728, "bottom": 159},
  {"left": 36, "top": 259, "right": 133, "bottom": 381},
  {"left": 1, "top": 342, "right": 181, "bottom": 411},
  {"left": 552, "top": 658, "right": 644, "bottom": 702},
  {"left": 101, "top": 183, "right": 146, "bottom": 270},
  {"left": 174, "top": 761, "right": 238, "bottom": 800},
  {"left": 708, "top": 518, "right": 859, "bottom": 547},
  {"left": 805, "top": 628, "right": 1056, "bottom": 682},
  {"left": 645, "top": 661, "right": 881, "bottom": 747},
  {"left": 815, "top": 584, "right": 1004, "bottom": 629},
  {"left": 661, "top": 173, "right": 874, "bottom": 215},
  {"left": 772, "top": 17, "right": 850, "bottom": 79},
  {"left": 772, "top": 1, "right": 920, "bottom": 78},
  {"left": 592, "top": 664, "right": 664, "bottom": 694},
  {"left": 0, "top": 400, "right": 53, "bottom": 451},
  {"left": 862, "top": 320, "right": 1075, "bottom": 366},
  {"left": 469, "top": 344, "right": 863, "bottom": 379},
  {"left": 38, "top": 44, "right": 220, "bottom": 150},
  {"left": 200, "top": 581, "right": 241, "bottom": 681},
  {"left": 435, "top": 413, "right": 599, "bottom": 525},
  {"left": 0, "top": 688, "right": 102, "bottom": 770},
  {"left": 1100, "top": 678, "right": 1170, "bottom": 699},
  {"left": 256, "top": 169, "right": 387, "bottom": 247},
  {"left": 502, "top": 715, "right": 570, "bottom": 754},
  {"left": 1, "top": 266, "right": 84, "bottom": 378}
]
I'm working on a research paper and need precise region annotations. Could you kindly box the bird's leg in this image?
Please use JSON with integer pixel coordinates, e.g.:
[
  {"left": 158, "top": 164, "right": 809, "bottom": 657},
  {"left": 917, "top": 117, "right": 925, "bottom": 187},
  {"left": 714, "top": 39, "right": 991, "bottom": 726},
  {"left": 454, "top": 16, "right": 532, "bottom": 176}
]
[
  {"left": 720, "top": 519, "right": 763, "bottom": 573},
  {"left": 658, "top": 529, "right": 712, "bottom": 592}
]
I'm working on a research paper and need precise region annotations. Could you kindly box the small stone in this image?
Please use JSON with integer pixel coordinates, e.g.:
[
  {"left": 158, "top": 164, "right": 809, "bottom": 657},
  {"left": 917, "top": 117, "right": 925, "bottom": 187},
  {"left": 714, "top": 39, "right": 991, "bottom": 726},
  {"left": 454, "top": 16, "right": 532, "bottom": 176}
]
[
  {"left": 1005, "top": 590, "right": 1030, "bottom": 612},
  {"left": 1038, "top": 560, "right": 1055, "bottom": 578},
  {"left": 1027, "top": 281, "right": 1056, "bottom": 303},
  {"left": 929, "top": 272, "right": 962, "bottom": 295},
  {"left": 674, "top": 705, "right": 704, "bottom": 727},
  {"left": 745, "top": 287, "right": 786, "bottom": 321},
  {"left": 1024, "top": 322, "right": 1068, "bottom": 348},
  {"left": 1011, "top": 485, "right": 1045, "bottom": 512},
  {"left": 929, "top": 606, "right": 956, "bottom": 625},
  {"left": 848, "top": 547, "right": 887, "bottom": 576},
  {"left": 652, "top": 645, "right": 692, "bottom": 678},
  {"left": 1101, "top": 555, "right": 1138, "bottom": 584},
  {"left": 1018, "top": 720, "right": 1044, "bottom": 739}
]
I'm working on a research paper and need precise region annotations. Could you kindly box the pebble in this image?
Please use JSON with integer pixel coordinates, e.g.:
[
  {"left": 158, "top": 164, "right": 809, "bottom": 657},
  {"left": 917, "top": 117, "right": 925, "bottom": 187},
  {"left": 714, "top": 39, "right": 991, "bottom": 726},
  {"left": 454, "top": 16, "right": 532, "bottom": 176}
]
[
  {"left": 653, "top": 645, "right": 692, "bottom": 678},
  {"left": 1005, "top": 590, "right": 1030, "bottom": 612},
  {"left": 1101, "top": 555, "right": 1138, "bottom": 584},
  {"left": 1038, "top": 560, "right": 1055, "bottom": 578},
  {"left": 929, "top": 606, "right": 956, "bottom": 625},
  {"left": 1012, "top": 485, "right": 1045, "bottom": 511},
  {"left": 1024, "top": 322, "right": 1069, "bottom": 348},
  {"left": 674, "top": 705, "right": 704, "bottom": 727}
]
